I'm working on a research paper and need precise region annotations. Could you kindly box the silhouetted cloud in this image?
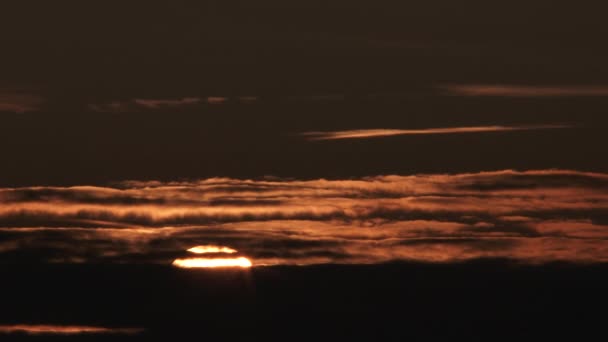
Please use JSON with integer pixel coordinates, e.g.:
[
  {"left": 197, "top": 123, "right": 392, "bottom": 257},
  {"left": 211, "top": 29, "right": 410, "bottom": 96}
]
[
  {"left": 301, "top": 125, "right": 571, "bottom": 140},
  {"left": 1, "top": 170, "right": 607, "bottom": 265}
]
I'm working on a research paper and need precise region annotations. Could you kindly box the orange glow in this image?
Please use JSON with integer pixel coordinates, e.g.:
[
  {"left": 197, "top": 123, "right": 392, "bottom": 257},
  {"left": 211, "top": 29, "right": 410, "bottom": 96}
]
[
  {"left": 172, "top": 257, "right": 252, "bottom": 268},
  {"left": 0, "top": 324, "right": 143, "bottom": 335},
  {"left": 187, "top": 245, "right": 237, "bottom": 254}
]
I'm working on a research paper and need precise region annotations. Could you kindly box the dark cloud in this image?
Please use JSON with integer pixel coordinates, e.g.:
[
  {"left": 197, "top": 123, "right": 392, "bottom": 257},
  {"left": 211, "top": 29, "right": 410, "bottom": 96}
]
[
  {"left": 454, "top": 171, "right": 608, "bottom": 191},
  {"left": 88, "top": 97, "right": 239, "bottom": 113},
  {"left": 460, "top": 222, "right": 542, "bottom": 238},
  {"left": 1, "top": 187, "right": 286, "bottom": 207},
  {"left": 396, "top": 238, "right": 520, "bottom": 252}
]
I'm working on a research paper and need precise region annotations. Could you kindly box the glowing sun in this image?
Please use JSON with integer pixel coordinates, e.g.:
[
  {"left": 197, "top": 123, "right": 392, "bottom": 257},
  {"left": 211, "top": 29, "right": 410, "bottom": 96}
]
[
  {"left": 187, "top": 245, "right": 237, "bottom": 254},
  {"left": 172, "top": 245, "right": 252, "bottom": 268},
  {"left": 172, "top": 257, "right": 252, "bottom": 268}
]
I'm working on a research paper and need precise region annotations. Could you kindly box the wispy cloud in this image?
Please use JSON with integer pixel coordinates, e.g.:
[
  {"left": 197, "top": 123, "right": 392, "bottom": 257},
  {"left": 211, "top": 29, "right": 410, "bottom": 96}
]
[
  {"left": 286, "top": 94, "right": 345, "bottom": 102},
  {"left": 441, "top": 84, "right": 608, "bottom": 97},
  {"left": 301, "top": 125, "right": 570, "bottom": 140},
  {"left": 0, "top": 89, "right": 44, "bottom": 113},
  {"left": 1, "top": 170, "right": 607, "bottom": 265},
  {"left": 0, "top": 324, "right": 143, "bottom": 335},
  {"left": 89, "top": 97, "right": 202, "bottom": 112},
  {"left": 89, "top": 96, "right": 256, "bottom": 112},
  {"left": 133, "top": 97, "right": 202, "bottom": 108}
]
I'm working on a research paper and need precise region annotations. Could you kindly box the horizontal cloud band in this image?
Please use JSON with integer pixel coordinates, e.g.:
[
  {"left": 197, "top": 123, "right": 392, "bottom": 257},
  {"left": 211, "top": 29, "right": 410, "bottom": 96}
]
[{"left": 1, "top": 170, "right": 607, "bottom": 265}]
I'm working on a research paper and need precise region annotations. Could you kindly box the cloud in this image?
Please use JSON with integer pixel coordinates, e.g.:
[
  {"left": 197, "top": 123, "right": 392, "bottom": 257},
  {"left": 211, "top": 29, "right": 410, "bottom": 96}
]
[
  {"left": 206, "top": 96, "right": 228, "bottom": 105},
  {"left": 286, "top": 94, "right": 346, "bottom": 102},
  {"left": 88, "top": 96, "right": 256, "bottom": 112},
  {"left": 1, "top": 170, "right": 607, "bottom": 265},
  {"left": 0, "top": 324, "right": 143, "bottom": 335},
  {"left": 440, "top": 84, "right": 608, "bottom": 97},
  {"left": 301, "top": 125, "right": 571, "bottom": 140},
  {"left": 133, "top": 97, "right": 202, "bottom": 108},
  {"left": 396, "top": 238, "right": 521, "bottom": 252},
  {"left": 89, "top": 97, "right": 202, "bottom": 112},
  {"left": 0, "top": 90, "right": 44, "bottom": 113}
]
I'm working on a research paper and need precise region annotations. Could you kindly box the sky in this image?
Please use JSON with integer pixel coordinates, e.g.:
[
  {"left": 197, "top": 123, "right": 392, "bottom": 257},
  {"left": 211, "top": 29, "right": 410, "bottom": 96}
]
[{"left": 1, "top": 1, "right": 608, "bottom": 267}]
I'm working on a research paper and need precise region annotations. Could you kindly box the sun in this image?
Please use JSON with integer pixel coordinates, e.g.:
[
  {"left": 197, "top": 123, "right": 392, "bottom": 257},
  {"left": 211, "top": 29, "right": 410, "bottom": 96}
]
[
  {"left": 172, "top": 257, "right": 252, "bottom": 268},
  {"left": 172, "top": 245, "right": 252, "bottom": 268},
  {"left": 186, "top": 245, "right": 237, "bottom": 254}
]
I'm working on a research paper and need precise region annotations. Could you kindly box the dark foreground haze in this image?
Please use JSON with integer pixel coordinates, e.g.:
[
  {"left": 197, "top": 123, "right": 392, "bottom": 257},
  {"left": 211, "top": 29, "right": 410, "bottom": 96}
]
[{"left": 2, "top": 262, "right": 608, "bottom": 341}]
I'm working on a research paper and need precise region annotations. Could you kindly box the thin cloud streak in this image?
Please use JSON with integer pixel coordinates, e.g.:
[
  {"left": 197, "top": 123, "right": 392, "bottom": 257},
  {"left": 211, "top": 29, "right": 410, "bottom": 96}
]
[
  {"left": 441, "top": 84, "right": 608, "bottom": 97},
  {"left": 133, "top": 97, "right": 202, "bottom": 108},
  {"left": 0, "top": 324, "right": 143, "bottom": 335},
  {"left": 88, "top": 96, "right": 252, "bottom": 112},
  {"left": 301, "top": 125, "right": 571, "bottom": 140},
  {"left": 89, "top": 97, "right": 202, "bottom": 113}
]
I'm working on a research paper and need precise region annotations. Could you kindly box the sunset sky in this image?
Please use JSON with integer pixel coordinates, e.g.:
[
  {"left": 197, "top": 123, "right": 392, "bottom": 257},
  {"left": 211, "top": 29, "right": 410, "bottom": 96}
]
[{"left": 1, "top": 1, "right": 608, "bottom": 339}]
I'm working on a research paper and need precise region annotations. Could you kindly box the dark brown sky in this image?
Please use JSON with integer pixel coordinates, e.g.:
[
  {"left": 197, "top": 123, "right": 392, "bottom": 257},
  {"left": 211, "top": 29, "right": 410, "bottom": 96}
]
[{"left": 2, "top": 1, "right": 608, "bottom": 185}]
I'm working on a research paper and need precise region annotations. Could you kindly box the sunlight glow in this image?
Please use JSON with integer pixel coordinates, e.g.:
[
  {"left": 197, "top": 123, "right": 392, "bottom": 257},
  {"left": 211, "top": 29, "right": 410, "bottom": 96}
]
[
  {"left": 187, "top": 245, "right": 237, "bottom": 254},
  {"left": 172, "top": 257, "right": 252, "bottom": 268}
]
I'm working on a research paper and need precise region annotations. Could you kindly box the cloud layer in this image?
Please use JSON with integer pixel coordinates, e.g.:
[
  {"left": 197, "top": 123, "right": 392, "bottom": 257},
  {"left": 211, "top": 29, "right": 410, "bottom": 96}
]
[{"left": 1, "top": 170, "right": 607, "bottom": 265}]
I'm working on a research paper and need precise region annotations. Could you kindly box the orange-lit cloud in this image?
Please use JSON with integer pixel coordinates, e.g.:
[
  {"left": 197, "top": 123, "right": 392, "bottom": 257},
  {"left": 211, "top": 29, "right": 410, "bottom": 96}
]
[
  {"left": 173, "top": 257, "right": 252, "bottom": 268},
  {"left": 0, "top": 324, "right": 143, "bottom": 335},
  {"left": 441, "top": 84, "right": 608, "bottom": 97},
  {"left": 301, "top": 125, "right": 570, "bottom": 140},
  {"left": 1, "top": 170, "right": 608, "bottom": 265}
]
